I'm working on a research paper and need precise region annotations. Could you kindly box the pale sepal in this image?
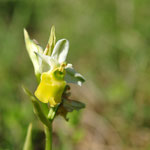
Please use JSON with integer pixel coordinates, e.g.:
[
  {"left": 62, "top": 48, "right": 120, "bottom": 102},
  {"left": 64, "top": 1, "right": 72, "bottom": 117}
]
[
  {"left": 51, "top": 39, "right": 69, "bottom": 64},
  {"left": 34, "top": 52, "right": 59, "bottom": 72},
  {"left": 24, "top": 29, "right": 43, "bottom": 76},
  {"left": 65, "top": 64, "right": 85, "bottom": 86}
]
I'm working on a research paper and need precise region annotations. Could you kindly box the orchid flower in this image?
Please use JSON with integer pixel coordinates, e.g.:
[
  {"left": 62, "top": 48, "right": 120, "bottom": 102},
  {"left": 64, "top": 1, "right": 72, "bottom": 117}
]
[{"left": 24, "top": 26, "right": 85, "bottom": 107}]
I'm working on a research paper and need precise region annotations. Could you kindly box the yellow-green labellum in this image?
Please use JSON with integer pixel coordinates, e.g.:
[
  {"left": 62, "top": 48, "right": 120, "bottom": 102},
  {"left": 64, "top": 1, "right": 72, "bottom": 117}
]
[{"left": 35, "top": 68, "right": 66, "bottom": 107}]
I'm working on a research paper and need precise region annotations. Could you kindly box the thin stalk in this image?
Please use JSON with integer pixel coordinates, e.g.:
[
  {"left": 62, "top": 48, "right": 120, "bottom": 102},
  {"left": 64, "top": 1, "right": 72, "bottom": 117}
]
[
  {"left": 44, "top": 123, "right": 52, "bottom": 150},
  {"left": 48, "top": 106, "right": 58, "bottom": 121}
]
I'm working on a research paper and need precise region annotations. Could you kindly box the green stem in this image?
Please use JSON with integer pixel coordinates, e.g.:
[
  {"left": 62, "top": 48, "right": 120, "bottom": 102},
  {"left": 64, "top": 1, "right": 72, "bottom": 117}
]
[
  {"left": 44, "top": 123, "right": 52, "bottom": 150},
  {"left": 48, "top": 106, "right": 58, "bottom": 120}
]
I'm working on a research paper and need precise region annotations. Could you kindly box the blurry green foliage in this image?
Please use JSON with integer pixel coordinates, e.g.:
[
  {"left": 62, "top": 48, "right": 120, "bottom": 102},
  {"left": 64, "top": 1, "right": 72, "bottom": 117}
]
[{"left": 1, "top": 0, "right": 150, "bottom": 149}]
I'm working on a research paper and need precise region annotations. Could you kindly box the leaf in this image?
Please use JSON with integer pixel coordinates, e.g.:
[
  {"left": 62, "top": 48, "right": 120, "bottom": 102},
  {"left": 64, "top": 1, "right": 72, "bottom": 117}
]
[
  {"left": 65, "top": 64, "right": 85, "bottom": 86},
  {"left": 51, "top": 39, "right": 69, "bottom": 64},
  {"left": 23, "top": 86, "right": 51, "bottom": 127},
  {"left": 23, "top": 123, "right": 33, "bottom": 150},
  {"left": 24, "top": 29, "right": 43, "bottom": 75},
  {"left": 44, "top": 25, "right": 56, "bottom": 56}
]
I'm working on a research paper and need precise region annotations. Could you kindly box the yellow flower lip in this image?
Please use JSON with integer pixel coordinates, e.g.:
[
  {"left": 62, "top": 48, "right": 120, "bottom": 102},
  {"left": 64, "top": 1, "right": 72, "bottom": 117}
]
[{"left": 34, "top": 67, "right": 66, "bottom": 107}]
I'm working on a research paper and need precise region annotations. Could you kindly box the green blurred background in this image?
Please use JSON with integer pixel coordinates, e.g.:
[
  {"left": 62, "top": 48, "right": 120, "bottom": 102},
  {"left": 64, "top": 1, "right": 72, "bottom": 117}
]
[{"left": 1, "top": 0, "right": 150, "bottom": 149}]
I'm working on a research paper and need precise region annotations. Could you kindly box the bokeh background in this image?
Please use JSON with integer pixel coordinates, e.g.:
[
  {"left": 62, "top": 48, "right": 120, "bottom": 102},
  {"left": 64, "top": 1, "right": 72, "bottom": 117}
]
[{"left": 1, "top": 0, "right": 150, "bottom": 150}]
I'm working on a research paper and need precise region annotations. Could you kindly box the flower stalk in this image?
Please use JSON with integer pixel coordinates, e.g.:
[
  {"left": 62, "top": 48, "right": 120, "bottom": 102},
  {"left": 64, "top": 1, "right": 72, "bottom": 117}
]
[{"left": 44, "top": 124, "right": 52, "bottom": 150}]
